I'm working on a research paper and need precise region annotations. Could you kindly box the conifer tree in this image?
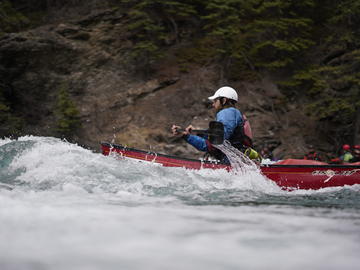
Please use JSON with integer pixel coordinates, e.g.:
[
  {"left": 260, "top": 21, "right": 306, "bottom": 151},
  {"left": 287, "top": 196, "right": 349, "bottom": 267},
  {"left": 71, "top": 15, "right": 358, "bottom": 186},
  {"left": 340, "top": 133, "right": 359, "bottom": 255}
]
[
  {"left": 312, "top": 0, "right": 360, "bottom": 143},
  {"left": 279, "top": 0, "right": 360, "bottom": 144},
  {"left": 245, "top": 0, "right": 315, "bottom": 70},
  {"left": 55, "top": 84, "right": 81, "bottom": 137},
  {"left": 120, "top": 0, "right": 197, "bottom": 75},
  {"left": 0, "top": 0, "right": 28, "bottom": 35},
  {"left": 202, "top": 0, "right": 247, "bottom": 82}
]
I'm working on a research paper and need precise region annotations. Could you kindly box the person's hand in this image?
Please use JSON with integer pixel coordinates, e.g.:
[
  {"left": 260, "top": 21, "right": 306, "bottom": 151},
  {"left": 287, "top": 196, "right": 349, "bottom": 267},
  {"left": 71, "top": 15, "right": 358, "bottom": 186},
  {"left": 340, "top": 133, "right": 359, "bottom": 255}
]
[
  {"left": 184, "top": 125, "right": 193, "bottom": 135},
  {"left": 171, "top": 125, "right": 193, "bottom": 136},
  {"left": 171, "top": 125, "right": 182, "bottom": 136}
]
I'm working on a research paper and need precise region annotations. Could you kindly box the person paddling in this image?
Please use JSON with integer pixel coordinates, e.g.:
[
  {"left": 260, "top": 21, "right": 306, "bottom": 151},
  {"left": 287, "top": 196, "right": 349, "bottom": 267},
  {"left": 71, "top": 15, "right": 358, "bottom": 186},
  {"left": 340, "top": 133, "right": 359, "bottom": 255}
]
[
  {"left": 340, "top": 144, "right": 354, "bottom": 163},
  {"left": 171, "top": 86, "right": 254, "bottom": 162}
]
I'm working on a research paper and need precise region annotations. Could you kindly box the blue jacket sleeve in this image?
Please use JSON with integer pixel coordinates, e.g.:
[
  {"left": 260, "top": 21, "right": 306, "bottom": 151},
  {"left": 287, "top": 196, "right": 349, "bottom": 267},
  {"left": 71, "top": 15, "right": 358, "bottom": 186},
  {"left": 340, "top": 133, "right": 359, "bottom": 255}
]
[{"left": 184, "top": 134, "right": 208, "bottom": 152}]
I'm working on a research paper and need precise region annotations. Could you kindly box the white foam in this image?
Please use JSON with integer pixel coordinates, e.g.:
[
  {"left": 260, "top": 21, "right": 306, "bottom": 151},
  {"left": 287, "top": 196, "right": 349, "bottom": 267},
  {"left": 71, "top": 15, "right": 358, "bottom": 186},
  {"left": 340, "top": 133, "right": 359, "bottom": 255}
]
[
  {"left": 1, "top": 136, "right": 360, "bottom": 270},
  {"left": 2, "top": 136, "right": 283, "bottom": 197},
  {"left": 0, "top": 137, "right": 12, "bottom": 147}
]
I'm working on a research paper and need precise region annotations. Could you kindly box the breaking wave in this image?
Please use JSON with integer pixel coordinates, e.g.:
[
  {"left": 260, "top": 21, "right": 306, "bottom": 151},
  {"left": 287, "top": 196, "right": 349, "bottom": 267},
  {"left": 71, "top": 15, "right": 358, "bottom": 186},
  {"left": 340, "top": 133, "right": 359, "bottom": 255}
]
[{"left": 1, "top": 136, "right": 359, "bottom": 208}]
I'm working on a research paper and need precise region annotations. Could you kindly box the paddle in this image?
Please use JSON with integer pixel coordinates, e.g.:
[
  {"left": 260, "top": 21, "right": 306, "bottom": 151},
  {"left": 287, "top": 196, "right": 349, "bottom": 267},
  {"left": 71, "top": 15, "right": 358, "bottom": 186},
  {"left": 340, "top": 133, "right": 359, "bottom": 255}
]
[
  {"left": 208, "top": 121, "right": 224, "bottom": 145},
  {"left": 176, "top": 121, "right": 224, "bottom": 145}
]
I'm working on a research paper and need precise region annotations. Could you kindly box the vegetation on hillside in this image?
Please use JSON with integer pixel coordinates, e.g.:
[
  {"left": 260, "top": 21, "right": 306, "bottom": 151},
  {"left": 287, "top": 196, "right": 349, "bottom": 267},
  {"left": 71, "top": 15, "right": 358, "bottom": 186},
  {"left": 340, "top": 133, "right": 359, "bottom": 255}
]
[
  {"left": 0, "top": 0, "right": 29, "bottom": 36},
  {"left": 121, "top": 0, "right": 360, "bottom": 145},
  {"left": 0, "top": 0, "right": 359, "bottom": 146},
  {"left": 55, "top": 84, "right": 81, "bottom": 137}
]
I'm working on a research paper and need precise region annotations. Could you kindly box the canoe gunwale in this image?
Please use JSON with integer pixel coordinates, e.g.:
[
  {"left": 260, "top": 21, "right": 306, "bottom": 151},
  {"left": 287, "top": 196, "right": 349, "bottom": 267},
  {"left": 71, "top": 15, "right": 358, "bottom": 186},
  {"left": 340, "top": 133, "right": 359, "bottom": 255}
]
[{"left": 101, "top": 142, "right": 360, "bottom": 169}]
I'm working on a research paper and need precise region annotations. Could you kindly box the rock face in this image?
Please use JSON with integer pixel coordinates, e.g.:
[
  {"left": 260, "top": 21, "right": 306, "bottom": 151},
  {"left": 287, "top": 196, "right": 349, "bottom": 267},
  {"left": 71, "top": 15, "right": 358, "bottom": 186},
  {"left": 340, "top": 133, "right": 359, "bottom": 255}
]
[{"left": 0, "top": 8, "right": 329, "bottom": 159}]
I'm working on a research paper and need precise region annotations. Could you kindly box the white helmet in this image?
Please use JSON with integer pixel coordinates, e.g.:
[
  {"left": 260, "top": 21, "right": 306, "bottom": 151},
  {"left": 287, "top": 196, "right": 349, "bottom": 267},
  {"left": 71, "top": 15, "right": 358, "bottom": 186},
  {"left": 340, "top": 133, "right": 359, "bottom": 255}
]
[{"left": 208, "top": 86, "right": 238, "bottom": 102}]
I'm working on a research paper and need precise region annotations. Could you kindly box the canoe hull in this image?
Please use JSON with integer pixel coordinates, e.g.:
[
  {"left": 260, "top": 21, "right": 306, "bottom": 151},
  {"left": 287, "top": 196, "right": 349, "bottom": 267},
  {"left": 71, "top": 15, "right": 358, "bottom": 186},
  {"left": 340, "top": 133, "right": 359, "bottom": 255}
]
[{"left": 101, "top": 142, "right": 360, "bottom": 190}]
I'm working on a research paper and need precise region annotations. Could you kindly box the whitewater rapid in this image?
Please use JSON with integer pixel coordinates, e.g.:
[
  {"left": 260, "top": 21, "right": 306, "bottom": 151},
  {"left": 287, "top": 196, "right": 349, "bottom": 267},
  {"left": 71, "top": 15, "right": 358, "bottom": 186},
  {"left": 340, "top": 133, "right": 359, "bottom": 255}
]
[{"left": 0, "top": 136, "right": 359, "bottom": 270}]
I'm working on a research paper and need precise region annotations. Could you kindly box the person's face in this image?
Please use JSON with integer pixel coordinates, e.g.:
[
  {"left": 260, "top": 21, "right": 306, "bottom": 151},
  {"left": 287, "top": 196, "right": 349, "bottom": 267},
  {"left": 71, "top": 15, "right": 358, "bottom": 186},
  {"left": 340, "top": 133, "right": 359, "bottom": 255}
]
[{"left": 212, "top": 98, "right": 222, "bottom": 111}]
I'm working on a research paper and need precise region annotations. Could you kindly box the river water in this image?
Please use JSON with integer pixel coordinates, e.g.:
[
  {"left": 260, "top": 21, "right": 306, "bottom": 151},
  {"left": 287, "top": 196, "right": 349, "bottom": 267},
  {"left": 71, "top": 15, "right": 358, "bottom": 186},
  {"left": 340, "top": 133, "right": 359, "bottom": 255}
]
[{"left": 0, "top": 136, "right": 359, "bottom": 270}]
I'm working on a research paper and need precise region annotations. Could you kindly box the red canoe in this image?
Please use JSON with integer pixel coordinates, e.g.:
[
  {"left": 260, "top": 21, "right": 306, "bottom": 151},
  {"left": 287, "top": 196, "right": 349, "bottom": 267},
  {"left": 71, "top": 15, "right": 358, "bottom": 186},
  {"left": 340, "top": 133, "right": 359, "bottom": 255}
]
[{"left": 101, "top": 142, "right": 360, "bottom": 190}]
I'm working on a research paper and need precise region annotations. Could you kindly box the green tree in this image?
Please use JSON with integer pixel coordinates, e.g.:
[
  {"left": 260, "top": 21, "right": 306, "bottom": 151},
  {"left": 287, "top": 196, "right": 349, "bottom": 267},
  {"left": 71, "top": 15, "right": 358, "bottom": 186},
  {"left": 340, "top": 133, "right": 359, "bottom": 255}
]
[
  {"left": 278, "top": 0, "right": 360, "bottom": 145},
  {"left": 202, "top": 0, "right": 248, "bottom": 82},
  {"left": 200, "top": 0, "right": 317, "bottom": 81},
  {"left": 245, "top": 0, "right": 315, "bottom": 70},
  {"left": 120, "top": 0, "right": 197, "bottom": 75},
  {"left": 55, "top": 84, "right": 81, "bottom": 137},
  {"left": 0, "top": 0, "right": 29, "bottom": 36}
]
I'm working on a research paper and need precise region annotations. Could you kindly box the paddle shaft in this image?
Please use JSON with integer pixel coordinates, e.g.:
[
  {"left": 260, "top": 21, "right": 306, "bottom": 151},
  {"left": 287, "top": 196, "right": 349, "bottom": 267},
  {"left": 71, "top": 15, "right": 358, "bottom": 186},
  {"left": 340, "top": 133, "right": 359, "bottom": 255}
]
[
  {"left": 176, "top": 128, "right": 207, "bottom": 134},
  {"left": 175, "top": 121, "right": 224, "bottom": 144},
  {"left": 176, "top": 128, "right": 222, "bottom": 138}
]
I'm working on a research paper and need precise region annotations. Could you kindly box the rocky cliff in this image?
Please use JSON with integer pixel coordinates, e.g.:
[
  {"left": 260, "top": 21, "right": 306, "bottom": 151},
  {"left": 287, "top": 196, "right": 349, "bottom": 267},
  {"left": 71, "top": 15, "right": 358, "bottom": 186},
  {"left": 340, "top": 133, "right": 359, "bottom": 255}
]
[{"left": 0, "top": 7, "right": 335, "bottom": 160}]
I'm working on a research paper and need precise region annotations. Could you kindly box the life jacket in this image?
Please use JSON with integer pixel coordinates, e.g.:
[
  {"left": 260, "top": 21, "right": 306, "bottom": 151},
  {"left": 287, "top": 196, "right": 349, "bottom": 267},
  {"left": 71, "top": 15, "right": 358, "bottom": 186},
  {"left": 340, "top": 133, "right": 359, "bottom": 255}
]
[
  {"left": 243, "top": 114, "right": 253, "bottom": 140},
  {"left": 229, "top": 114, "right": 253, "bottom": 149},
  {"left": 342, "top": 152, "right": 354, "bottom": 162}
]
